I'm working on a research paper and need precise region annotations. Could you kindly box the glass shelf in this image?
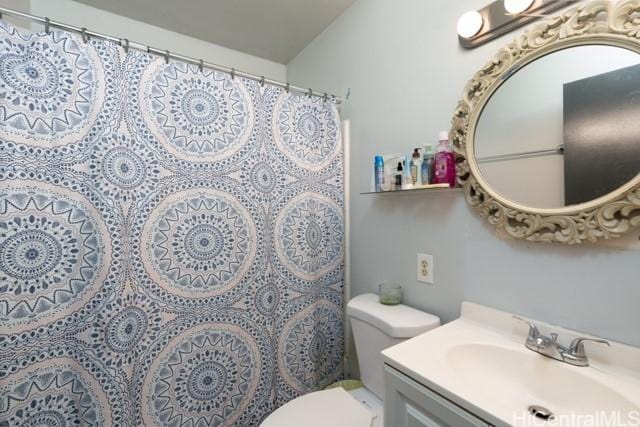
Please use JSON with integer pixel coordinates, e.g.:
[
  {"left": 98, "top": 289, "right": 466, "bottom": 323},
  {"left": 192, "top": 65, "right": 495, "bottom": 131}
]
[{"left": 361, "top": 184, "right": 459, "bottom": 195}]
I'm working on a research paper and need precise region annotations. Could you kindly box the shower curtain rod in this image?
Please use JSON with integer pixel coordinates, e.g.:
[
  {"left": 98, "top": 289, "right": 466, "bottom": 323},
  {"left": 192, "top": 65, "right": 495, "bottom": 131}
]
[
  {"left": 0, "top": 6, "right": 343, "bottom": 103},
  {"left": 477, "top": 144, "right": 565, "bottom": 164}
]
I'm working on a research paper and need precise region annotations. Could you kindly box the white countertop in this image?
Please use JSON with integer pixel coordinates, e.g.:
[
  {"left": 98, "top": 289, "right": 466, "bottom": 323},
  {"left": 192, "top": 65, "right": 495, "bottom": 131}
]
[{"left": 382, "top": 302, "right": 640, "bottom": 427}]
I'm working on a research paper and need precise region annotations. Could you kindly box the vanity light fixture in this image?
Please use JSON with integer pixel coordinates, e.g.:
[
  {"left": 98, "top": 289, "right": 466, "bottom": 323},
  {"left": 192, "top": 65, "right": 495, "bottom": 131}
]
[
  {"left": 457, "top": 10, "right": 484, "bottom": 39},
  {"left": 458, "top": 0, "right": 578, "bottom": 49},
  {"left": 504, "top": 0, "right": 535, "bottom": 14}
]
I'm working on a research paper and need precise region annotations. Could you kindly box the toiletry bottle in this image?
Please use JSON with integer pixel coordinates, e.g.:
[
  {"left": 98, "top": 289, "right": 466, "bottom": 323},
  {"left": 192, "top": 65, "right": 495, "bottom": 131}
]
[
  {"left": 394, "top": 162, "right": 403, "bottom": 190},
  {"left": 383, "top": 160, "right": 394, "bottom": 191},
  {"left": 422, "top": 144, "right": 434, "bottom": 185},
  {"left": 433, "top": 131, "right": 456, "bottom": 187},
  {"left": 402, "top": 154, "right": 414, "bottom": 190},
  {"left": 374, "top": 156, "right": 384, "bottom": 192},
  {"left": 412, "top": 148, "right": 422, "bottom": 186}
]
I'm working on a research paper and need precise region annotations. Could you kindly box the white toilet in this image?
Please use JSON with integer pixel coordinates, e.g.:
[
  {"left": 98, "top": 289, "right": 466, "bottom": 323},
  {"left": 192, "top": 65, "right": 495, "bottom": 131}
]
[{"left": 261, "top": 293, "right": 440, "bottom": 427}]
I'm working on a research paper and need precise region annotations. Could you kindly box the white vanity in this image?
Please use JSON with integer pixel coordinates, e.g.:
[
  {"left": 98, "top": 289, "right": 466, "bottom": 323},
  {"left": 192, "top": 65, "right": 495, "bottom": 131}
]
[{"left": 382, "top": 303, "right": 640, "bottom": 427}]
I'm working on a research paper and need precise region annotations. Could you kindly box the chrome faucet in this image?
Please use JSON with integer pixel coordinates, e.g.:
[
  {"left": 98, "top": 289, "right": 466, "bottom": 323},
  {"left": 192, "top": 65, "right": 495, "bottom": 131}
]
[{"left": 514, "top": 316, "right": 610, "bottom": 367}]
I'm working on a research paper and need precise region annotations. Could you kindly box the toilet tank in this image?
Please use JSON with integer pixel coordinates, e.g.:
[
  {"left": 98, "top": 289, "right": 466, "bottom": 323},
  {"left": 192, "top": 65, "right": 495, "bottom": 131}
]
[{"left": 346, "top": 294, "right": 440, "bottom": 399}]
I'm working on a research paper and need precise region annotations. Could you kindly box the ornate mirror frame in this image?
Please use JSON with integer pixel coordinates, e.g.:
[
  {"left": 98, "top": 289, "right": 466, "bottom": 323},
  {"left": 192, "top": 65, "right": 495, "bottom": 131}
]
[{"left": 452, "top": 0, "right": 640, "bottom": 244}]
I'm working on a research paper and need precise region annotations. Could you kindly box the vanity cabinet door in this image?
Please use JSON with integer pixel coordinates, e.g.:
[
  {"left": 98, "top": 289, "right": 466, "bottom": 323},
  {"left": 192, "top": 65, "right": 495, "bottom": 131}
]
[{"left": 384, "top": 365, "right": 491, "bottom": 427}]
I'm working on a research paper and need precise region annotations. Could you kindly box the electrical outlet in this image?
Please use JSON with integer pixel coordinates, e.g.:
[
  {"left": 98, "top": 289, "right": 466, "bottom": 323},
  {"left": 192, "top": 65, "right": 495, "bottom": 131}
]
[{"left": 417, "top": 253, "right": 434, "bottom": 284}]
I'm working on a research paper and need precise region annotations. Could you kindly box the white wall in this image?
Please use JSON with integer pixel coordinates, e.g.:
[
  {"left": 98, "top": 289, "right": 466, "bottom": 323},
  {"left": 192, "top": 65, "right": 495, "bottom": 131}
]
[
  {"left": 10, "top": 0, "right": 287, "bottom": 81},
  {"left": 1, "top": 0, "right": 30, "bottom": 30},
  {"left": 287, "top": 0, "right": 640, "bottom": 347}
]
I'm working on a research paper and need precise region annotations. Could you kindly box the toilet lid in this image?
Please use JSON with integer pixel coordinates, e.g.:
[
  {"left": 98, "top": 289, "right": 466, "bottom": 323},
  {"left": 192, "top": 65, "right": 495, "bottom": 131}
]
[{"left": 261, "top": 388, "right": 373, "bottom": 427}]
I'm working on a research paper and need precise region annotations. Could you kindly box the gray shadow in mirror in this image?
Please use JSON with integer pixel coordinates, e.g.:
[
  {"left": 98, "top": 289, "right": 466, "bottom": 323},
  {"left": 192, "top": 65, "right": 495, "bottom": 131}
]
[{"left": 564, "top": 64, "right": 640, "bottom": 205}]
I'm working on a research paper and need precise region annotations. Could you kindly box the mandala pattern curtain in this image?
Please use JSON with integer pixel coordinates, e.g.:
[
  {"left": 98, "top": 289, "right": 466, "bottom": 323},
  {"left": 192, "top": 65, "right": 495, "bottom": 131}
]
[{"left": 0, "top": 20, "right": 344, "bottom": 426}]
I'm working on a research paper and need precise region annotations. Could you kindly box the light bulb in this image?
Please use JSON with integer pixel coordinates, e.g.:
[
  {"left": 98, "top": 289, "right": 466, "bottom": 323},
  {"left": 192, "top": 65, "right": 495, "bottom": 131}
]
[
  {"left": 457, "top": 10, "right": 484, "bottom": 39},
  {"left": 504, "top": 0, "right": 535, "bottom": 14}
]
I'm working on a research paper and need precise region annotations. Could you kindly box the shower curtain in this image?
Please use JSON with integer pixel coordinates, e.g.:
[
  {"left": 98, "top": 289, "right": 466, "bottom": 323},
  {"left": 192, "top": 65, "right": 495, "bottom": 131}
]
[{"left": 0, "top": 20, "right": 344, "bottom": 426}]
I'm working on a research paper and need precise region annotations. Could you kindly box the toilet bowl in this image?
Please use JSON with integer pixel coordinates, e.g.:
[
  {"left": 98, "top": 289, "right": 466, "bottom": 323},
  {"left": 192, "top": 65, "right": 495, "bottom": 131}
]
[
  {"left": 260, "top": 387, "right": 374, "bottom": 427},
  {"left": 261, "top": 293, "right": 440, "bottom": 427}
]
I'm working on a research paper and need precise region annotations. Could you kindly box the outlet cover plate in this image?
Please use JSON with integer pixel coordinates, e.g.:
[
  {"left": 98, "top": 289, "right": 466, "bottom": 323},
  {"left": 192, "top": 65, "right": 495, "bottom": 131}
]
[{"left": 417, "top": 253, "right": 434, "bottom": 284}]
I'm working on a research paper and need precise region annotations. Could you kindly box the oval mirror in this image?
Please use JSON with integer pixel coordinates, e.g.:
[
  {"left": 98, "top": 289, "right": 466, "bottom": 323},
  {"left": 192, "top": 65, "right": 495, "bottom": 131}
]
[
  {"left": 452, "top": 1, "right": 640, "bottom": 244},
  {"left": 475, "top": 45, "right": 640, "bottom": 209}
]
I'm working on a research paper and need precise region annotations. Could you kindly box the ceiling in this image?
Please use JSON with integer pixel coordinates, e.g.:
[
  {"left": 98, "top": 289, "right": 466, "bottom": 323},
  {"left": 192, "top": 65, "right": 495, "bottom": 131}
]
[{"left": 72, "top": 0, "right": 354, "bottom": 64}]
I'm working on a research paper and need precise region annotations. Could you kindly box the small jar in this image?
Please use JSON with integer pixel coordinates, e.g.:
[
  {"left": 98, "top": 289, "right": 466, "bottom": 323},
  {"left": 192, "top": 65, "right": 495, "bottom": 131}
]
[{"left": 378, "top": 283, "right": 402, "bottom": 305}]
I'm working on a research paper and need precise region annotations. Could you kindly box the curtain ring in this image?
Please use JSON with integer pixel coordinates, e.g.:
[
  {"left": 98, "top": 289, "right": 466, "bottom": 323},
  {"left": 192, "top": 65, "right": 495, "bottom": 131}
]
[
  {"left": 230, "top": 67, "right": 235, "bottom": 79},
  {"left": 285, "top": 83, "right": 290, "bottom": 93},
  {"left": 44, "top": 17, "right": 50, "bottom": 34},
  {"left": 198, "top": 59, "right": 204, "bottom": 73},
  {"left": 164, "top": 49, "right": 170, "bottom": 64},
  {"left": 80, "top": 27, "right": 89, "bottom": 43},
  {"left": 259, "top": 76, "right": 265, "bottom": 87},
  {"left": 120, "top": 38, "right": 129, "bottom": 53},
  {"left": 307, "top": 88, "right": 313, "bottom": 98}
]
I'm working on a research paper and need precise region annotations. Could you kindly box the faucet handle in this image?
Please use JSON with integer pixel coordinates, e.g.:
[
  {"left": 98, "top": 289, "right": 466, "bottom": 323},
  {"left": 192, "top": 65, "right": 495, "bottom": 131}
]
[
  {"left": 568, "top": 337, "right": 610, "bottom": 357},
  {"left": 513, "top": 315, "right": 539, "bottom": 339}
]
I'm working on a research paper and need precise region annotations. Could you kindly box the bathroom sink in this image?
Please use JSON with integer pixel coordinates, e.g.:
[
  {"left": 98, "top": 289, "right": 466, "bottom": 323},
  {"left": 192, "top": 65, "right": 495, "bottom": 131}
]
[
  {"left": 447, "top": 343, "right": 638, "bottom": 418},
  {"left": 382, "top": 302, "right": 640, "bottom": 427}
]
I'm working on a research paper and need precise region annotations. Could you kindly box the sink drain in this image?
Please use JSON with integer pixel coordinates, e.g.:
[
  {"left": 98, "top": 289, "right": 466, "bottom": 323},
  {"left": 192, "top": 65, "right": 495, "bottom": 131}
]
[{"left": 528, "top": 405, "right": 555, "bottom": 421}]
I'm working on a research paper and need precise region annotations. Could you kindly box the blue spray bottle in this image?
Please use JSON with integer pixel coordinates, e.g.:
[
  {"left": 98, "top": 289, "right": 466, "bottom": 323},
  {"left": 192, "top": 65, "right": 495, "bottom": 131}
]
[{"left": 374, "top": 156, "right": 384, "bottom": 192}]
